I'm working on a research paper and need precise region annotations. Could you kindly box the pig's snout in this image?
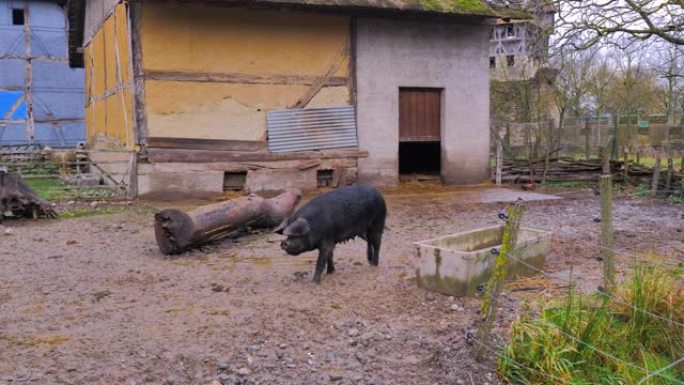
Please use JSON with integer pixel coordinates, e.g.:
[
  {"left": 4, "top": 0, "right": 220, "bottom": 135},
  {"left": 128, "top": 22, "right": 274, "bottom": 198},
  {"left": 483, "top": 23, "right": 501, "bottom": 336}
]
[{"left": 280, "top": 240, "right": 289, "bottom": 250}]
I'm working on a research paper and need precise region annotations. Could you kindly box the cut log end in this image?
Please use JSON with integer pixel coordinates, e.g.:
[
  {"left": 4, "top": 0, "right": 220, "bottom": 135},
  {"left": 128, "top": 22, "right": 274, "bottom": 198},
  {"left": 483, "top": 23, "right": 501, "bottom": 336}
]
[
  {"left": 153, "top": 188, "right": 302, "bottom": 255},
  {"left": 154, "top": 209, "right": 194, "bottom": 255}
]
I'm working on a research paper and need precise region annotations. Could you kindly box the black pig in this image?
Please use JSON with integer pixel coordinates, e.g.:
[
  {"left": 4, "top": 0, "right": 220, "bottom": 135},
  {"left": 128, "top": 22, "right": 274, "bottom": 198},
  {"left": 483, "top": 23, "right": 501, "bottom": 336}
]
[{"left": 274, "top": 185, "right": 387, "bottom": 284}]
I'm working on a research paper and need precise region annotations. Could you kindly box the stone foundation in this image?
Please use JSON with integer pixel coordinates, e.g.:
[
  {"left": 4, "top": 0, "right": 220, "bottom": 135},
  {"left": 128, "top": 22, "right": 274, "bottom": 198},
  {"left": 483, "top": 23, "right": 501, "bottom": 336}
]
[{"left": 137, "top": 157, "right": 359, "bottom": 199}]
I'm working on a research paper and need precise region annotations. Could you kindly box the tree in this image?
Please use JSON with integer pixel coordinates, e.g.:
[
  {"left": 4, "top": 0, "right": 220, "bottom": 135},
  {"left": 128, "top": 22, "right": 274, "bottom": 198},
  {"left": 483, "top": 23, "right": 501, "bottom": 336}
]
[
  {"left": 649, "top": 45, "right": 684, "bottom": 126},
  {"left": 548, "top": 47, "right": 596, "bottom": 118},
  {"left": 587, "top": 56, "right": 614, "bottom": 120},
  {"left": 555, "top": 0, "right": 684, "bottom": 48},
  {"left": 606, "top": 48, "right": 657, "bottom": 117}
]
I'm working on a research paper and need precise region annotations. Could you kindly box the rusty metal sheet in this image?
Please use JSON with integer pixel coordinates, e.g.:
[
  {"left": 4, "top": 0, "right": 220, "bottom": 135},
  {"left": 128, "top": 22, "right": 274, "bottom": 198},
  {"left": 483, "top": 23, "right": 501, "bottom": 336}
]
[{"left": 267, "top": 106, "right": 358, "bottom": 153}]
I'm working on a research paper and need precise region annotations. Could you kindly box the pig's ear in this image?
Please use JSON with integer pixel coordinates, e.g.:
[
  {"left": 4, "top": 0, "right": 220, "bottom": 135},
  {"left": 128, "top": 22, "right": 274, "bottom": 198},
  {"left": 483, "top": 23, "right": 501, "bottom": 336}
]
[
  {"left": 283, "top": 217, "right": 310, "bottom": 236},
  {"left": 274, "top": 219, "right": 289, "bottom": 234}
]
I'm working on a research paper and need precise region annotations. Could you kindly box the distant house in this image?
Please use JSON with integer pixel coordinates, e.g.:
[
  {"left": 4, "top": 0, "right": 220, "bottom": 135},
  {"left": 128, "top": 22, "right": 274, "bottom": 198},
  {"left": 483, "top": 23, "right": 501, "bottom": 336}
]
[
  {"left": 488, "top": 1, "right": 554, "bottom": 81},
  {"left": 0, "top": 0, "right": 85, "bottom": 147},
  {"left": 68, "top": 0, "right": 508, "bottom": 198}
]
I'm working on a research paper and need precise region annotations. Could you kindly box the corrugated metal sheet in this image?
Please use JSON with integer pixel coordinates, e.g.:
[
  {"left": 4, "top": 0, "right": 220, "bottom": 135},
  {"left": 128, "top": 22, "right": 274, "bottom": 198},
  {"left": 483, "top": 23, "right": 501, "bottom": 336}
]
[{"left": 267, "top": 106, "right": 358, "bottom": 153}]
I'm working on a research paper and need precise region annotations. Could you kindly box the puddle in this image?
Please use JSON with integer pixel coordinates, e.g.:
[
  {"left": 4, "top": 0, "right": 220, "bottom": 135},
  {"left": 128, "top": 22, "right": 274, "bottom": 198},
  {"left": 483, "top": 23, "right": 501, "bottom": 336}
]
[{"left": 381, "top": 183, "right": 561, "bottom": 204}]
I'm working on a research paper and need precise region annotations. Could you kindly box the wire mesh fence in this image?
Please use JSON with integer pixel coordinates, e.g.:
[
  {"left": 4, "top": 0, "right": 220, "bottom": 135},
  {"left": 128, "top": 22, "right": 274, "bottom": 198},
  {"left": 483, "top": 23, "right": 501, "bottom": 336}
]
[
  {"left": 492, "top": 113, "right": 684, "bottom": 198},
  {"left": 0, "top": 143, "right": 130, "bottom": 201},
  {"left": 471, "top": 200, "right": 684, "bottom": 385},
  {"left": 493, "top": 113, "right": 684, "bottom": 160}
]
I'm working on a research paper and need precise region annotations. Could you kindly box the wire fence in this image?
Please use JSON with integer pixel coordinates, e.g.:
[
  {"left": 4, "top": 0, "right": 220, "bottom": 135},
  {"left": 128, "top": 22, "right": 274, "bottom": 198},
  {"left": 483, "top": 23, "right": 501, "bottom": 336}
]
[
  {"left": 471, "top": 200, "right": 684, "bottom": 385},
  {"left": 493, "top": 113, "right": 684, "bottom": 160},
  {"left": 476, "top": 289, "right": 684, "bottom": 384},
  {"left": 491, "top": 113, "right": 684, "bottom": 195},
  {"left": 0, "top": 143, "right": 131, "bottom": 201}
]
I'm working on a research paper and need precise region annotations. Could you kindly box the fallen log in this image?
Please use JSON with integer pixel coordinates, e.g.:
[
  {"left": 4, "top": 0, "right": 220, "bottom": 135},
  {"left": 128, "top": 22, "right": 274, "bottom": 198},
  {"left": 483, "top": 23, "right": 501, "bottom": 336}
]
[
  {"left": 0, "top": 170, "right": 57, "bottom": 221},
  {"left": 154, "top": 188, "right": 302, "bottom": 254}
]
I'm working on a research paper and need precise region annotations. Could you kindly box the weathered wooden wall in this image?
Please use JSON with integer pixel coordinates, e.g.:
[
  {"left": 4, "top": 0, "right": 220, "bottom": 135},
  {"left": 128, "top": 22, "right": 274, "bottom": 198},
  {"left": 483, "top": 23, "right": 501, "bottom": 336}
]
[
  {"left": 83, "top": 2, "right": 135, "bottom": 149},
  {"left": 138, "top": 3, "right": 352, "bottom": 142},
  {"left": 82, "top": 0, "right": 119, "bottom": 47}
]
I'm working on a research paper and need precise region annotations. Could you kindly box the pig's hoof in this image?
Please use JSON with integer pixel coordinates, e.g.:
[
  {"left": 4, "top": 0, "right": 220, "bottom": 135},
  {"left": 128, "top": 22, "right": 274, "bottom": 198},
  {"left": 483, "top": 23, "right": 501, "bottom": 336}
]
[{"left": 312, "top": 275, "right": 322, "bottom": 284}]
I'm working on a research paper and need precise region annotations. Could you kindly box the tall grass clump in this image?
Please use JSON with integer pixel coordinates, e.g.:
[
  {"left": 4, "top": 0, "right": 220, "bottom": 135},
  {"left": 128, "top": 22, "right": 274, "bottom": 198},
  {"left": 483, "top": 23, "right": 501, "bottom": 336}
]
[{"left": 498, "top": 264, "right": 684, "bottom": 384}]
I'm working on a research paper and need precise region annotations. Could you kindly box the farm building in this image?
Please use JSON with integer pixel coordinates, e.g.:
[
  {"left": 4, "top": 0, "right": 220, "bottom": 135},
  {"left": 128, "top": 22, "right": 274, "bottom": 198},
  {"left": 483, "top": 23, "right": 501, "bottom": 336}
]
[
  {"left": 67, "top": 0, "right": 511, "bottom": 198},
  {"left": 0, "top": 0, "right": 85, "bottom": 147}
]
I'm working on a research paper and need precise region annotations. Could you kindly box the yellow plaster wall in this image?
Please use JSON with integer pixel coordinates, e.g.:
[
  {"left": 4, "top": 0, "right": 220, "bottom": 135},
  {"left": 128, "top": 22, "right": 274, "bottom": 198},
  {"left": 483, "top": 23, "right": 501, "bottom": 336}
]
[
  {"left": 84, "top": 3, "right": 135, "bottom": 148},
  {"left": 140, "top": 4, "right": 352, "bottom": 141}
]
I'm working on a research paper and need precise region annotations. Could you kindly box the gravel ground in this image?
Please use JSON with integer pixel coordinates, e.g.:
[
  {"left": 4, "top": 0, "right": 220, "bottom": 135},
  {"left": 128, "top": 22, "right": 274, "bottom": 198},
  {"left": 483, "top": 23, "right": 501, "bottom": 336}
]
[{"left": 1, "top": 184, "right": 682, "bottom": 385}]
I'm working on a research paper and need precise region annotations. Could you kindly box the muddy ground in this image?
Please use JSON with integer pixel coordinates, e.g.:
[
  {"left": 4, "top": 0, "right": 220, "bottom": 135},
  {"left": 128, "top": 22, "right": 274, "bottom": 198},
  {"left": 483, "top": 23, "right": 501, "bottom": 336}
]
[{"left": 1, "top": 185, "right": 682, "bottom": 385}]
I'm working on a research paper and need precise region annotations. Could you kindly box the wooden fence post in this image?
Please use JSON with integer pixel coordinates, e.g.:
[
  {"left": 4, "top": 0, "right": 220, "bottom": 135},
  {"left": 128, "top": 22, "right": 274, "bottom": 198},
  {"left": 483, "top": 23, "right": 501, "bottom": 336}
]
[
  {"left": 474, "top": 202, "right": 526, "bottom": 362},
  {"left": 496, "top": 139, "right": 503, "bottom": 186},
  {"left": 666, "top": 156, "right": 673, "bottom": 193},
  {"left": 584, "top": 117, "right": 591, "bottom": 160},
  {"left": 623, "top": 147, "right": 630, "bottom": 184},
  {"left": 601, "top": 137, "right": 614, "bottom": 176},
  {"left": 599, "top": 174, "right": 615, "bottom": 292},
  {"left": 651, "top": 154, "right": 662, "bottom": 196},
  {"left": 611, "top": 114, "right": 619, "bottom": 161}
]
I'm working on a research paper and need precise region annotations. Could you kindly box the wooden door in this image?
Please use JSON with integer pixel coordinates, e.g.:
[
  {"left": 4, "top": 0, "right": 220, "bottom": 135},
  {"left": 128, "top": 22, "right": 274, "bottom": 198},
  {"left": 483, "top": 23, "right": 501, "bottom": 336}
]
[{"left": 399, "top": 88, "right": 441, "bottom": 142}]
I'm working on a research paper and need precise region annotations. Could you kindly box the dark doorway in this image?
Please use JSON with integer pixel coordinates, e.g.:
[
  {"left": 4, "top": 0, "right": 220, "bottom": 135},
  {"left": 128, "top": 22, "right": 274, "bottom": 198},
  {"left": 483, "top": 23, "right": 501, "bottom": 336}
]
[
  {"left": 399, "top": 88, "right": 442, "bottom": 177},
  {"left": 399, "top": 142, "right": 440, "bottom": 173}
]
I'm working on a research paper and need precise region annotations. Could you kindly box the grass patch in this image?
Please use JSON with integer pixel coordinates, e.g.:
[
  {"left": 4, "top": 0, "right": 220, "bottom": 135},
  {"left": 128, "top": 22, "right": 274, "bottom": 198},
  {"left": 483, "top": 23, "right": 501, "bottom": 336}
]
[
  {"left": 667, "top": 194, "right": 684, "bottom": 204},
  {"left": 626, "top": 184, "right": 684, "bottom": 204},
  {"left": 631, "top": 184, "right": 652, "bottom": 197},
  {"left": 22, "top": 177, "right": 123, "bottom": 201},
  {"left": 625, "top": 155, "right": 681, "bottom": 169},
  {"left": 499, "top": 264, "right": 684, "bottom": 385},
  {"left": 59, "top": 205, "right": 156, "bottom": 219},
  {"left": 540, "top": 181, "right": 595, "bottom": 190},
  {"left": 22, "top": 177, "right": 74, "bottom": 201}
]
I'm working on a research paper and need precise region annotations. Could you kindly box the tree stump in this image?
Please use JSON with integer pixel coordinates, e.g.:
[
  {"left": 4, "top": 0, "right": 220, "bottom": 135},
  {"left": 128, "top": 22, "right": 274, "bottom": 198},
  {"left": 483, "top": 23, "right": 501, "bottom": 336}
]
[
  {"left": 0, "top": 170, "right": 57, "bottom": 221},
  {"left": 154, "top": 188, "right": 302, "bottom": 254}
]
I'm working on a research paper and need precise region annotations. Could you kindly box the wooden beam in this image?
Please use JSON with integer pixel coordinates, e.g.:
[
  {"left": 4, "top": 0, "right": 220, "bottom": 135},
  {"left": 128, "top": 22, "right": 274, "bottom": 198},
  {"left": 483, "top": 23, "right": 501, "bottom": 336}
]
[
  {"left": 144, "top": 70, "right": 348, "bottom": 87},
  {"left": 24, "top": 1, "right": 34, "bottom": 141},
  {"left": 147, "top": 148, "right": 368, "bottom": 163},
  {"left": 0, "top": 55, "right": 68, "bottom": 63},
  {"left": 349, "top": 16, "right": 357, "bottom": 106},
  {"left": 129, "top": 2, "right": 148, "bottom": 147},
  {"left": 290, "top": 42, "right": 348, "bottom": 108},
  {"left": 147, "top": 137, "right": 268, "bottom": 152}
]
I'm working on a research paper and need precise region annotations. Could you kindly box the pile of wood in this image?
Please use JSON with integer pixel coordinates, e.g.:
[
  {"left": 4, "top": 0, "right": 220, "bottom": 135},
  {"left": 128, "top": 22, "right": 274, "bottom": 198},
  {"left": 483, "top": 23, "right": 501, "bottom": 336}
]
[
  {"left": 0, "top": 170, "right": 57, "bottom": 221},
  {"left": 499, "top": 158, "right": 623, "bottom": 183},
  {"left": 499, "top": 157, "right": 683, "bottom": 189}
]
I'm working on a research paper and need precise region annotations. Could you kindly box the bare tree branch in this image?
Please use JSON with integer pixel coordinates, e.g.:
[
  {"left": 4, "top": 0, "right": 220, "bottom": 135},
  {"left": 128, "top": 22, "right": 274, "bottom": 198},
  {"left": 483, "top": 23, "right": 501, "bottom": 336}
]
[{"left": 555, "top": 0, "right": 684, "bottom": 48}]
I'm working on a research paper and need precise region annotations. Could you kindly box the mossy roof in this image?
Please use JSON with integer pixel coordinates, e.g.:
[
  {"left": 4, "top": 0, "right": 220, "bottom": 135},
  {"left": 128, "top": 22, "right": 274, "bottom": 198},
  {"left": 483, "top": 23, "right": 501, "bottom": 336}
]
[{"left": 254, "top": 0, "right": 500, "bottom": 17}]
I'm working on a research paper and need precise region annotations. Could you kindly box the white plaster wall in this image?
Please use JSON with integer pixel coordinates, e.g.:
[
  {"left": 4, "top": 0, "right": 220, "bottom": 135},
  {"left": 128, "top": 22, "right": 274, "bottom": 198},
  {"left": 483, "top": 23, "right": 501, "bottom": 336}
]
[{"left": 356, "top": 17, "right": 491, "bottom": 185}]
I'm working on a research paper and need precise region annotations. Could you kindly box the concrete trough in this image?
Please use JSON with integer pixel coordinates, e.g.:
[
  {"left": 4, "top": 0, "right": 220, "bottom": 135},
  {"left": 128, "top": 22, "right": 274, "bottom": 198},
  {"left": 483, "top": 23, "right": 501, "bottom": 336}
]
[{"left": 414, "top": 226, "right": 551, "bottom": 297}]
